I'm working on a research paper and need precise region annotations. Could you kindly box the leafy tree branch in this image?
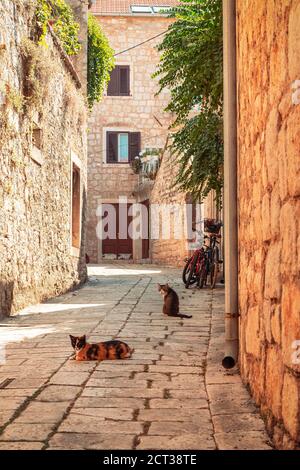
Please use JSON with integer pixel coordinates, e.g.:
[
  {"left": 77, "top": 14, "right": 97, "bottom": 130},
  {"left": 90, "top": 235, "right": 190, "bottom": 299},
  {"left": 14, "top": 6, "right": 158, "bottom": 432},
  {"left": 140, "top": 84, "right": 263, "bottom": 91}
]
[{"left": 154, "top": 0, "right": 223, "bottom": 205}]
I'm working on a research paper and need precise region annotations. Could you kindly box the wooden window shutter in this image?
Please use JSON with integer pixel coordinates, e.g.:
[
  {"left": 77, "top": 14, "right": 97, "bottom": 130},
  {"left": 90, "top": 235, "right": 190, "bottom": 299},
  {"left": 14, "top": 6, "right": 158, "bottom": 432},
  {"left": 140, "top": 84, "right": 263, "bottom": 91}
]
[
  {"left": 120, "top": 66, "right": 130, "bottom": 95},
  {"left": 107, "top": 66, "right": 130, "bottom": 96},
  {"left": 72, "top": 164, "right": 81, "bottom": 248},
  {"left": 129, "top": 132, "right": 141, "bottom": 162},
  {"left": 107, "top": 132, "right": 118, "bottom": 162},
  {"left": 107, "top": 68, "right": 119, "bottom": 96}
]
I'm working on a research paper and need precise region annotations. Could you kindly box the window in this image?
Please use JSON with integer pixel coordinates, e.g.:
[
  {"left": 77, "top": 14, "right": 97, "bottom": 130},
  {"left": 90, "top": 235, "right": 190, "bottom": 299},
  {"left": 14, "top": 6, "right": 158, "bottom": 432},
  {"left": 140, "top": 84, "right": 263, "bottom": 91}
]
[
  {"left": 31, "top": 123, "right": 43, "bottom": 165},
  {"left": 32, "top": 127, "right": 42, "bottom": 150},
  {"left": 107, "top": 66, "right": 130, "bottom": 96},
  {"left": 118, "top": 133, "right": 129, "bottom": 162},
  {"left": 106, "top": 131, "right": 141, "bottom": 163},
  {"left": 130, "top": 5, "right": 172, "bottom": 14},
  {"left": 131, "top": 6, "right": 152, "bottom": 13},
  {"left": 72, "top": 163, "right": 81, "bottom": 248}
]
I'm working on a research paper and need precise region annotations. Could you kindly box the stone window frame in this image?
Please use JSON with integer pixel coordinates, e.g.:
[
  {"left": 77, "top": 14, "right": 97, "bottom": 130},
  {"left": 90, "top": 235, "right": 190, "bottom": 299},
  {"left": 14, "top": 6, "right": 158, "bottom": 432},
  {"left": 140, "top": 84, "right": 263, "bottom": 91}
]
[
  {"left": 102, "top": 126, "right": 141, "bottom": 166},
  {"left": 107, "top": 65, "right": 130, "bottom": 96},
  {"left": 70, "top": 150, "right": 82, "bottom": 258}
]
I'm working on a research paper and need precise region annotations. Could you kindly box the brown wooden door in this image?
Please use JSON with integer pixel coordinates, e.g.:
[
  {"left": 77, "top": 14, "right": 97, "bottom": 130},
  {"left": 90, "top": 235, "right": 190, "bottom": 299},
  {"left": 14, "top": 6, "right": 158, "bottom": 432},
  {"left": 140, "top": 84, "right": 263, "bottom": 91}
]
[
  {"left": 102, "top": 203, "right": 133, "bottom": 259},
  {"left": 141, "top": 200, "right": 150, "bottom": 259}
]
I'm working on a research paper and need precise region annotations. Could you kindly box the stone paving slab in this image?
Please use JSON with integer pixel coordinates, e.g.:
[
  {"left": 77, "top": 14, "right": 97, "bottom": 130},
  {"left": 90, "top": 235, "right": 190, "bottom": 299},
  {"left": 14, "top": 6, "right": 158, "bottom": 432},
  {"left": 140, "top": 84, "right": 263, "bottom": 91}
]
[
  {"left": 58, "top": 416, "right": 143, "bottom": 434},
  {"left": 0, "top": 264, "right": 273, "bottom": 450},
  {"left": 47, "top": 433, "right": 135, "bottom": 450},
  {"left": 214, "top": 431, "right": 272, "bottom": 450},
  {"left": 81, "top": 387, "right": 164, "bottom": 398},
  {"left": 0, "top": 423, "right": 55, "bottom": 441},
  {"left": 147, "top": 420, "right": 211, "bottom": 436},
  {"left": 13, "top": 402, "right": 69, "bottom": 424},
  {"left": 35, "top": 385, "right": 81, "bottom": 402},
  {"left": 0, "top": 441, "right": 44, "bottom": 450},
  {"left": 137, "top": 434, "right": 216, "bottom": 450},
  {"left": 74, "top": 397, "right": 145, "bottom": 408}
]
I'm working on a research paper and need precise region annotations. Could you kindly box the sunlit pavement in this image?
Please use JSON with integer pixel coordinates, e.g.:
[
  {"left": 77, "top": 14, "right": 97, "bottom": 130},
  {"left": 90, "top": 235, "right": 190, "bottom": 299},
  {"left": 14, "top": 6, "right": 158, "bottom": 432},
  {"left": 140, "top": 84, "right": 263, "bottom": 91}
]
[{"left": 0, "top": 264, "right": 272, "bottom": 450}]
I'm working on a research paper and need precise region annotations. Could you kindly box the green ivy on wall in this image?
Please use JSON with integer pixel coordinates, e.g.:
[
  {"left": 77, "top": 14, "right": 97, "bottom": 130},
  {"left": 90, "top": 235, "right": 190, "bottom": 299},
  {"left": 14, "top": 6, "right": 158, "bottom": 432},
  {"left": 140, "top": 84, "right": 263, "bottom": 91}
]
[
  {"left": 30, "top": 3, "right": 115, "bottom": 109},
  {"left": 87, "top": 14, "right": 115, "bottom": 109},
  {"left": 35, "top": 0, "right": 81, "bottom": 55}
]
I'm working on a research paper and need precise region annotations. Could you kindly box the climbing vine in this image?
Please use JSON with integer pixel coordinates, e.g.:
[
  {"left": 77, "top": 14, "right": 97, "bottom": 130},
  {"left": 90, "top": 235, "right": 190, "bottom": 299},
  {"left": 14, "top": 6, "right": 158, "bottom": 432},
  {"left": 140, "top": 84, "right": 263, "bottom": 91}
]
[
  {"left": 87, "top": 14, "right": 115, "bottom": 108},
  {"left": 35, "top": 0, "right": 81, "bottom": 55}
]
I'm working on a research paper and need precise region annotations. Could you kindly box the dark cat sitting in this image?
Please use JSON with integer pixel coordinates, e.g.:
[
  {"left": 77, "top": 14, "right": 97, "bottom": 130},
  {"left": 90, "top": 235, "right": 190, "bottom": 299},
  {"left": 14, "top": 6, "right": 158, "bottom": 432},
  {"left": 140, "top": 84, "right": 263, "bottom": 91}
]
[{"left": 158, "top": 284, "right": 192, "bottom": 319}]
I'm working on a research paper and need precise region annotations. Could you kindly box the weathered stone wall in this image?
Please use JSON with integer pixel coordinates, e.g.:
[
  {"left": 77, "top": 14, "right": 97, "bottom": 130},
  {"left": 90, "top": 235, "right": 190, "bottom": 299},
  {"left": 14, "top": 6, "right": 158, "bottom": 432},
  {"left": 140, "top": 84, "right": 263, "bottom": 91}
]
[
  {"left": 68, "top": 0, "right": 89, "bottom": 89},
  {"left": 0, "top": 0, "right": 87, "bottom": 316},
  {"left": 150, "top": 150, "right": 190, "bottom": 267},
  {"left": 237, "top": 0, "right": 300, "bottom": 449},
  {"left": 87, "top": 15, "right": 174, "bottom": 262}
]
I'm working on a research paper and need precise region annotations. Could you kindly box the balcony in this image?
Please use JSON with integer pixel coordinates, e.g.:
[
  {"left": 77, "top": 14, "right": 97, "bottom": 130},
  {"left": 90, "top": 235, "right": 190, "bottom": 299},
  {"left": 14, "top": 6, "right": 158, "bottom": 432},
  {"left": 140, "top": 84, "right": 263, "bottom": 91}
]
[{"left": 131, "top": 148, "right": 162, "bottom": 196}]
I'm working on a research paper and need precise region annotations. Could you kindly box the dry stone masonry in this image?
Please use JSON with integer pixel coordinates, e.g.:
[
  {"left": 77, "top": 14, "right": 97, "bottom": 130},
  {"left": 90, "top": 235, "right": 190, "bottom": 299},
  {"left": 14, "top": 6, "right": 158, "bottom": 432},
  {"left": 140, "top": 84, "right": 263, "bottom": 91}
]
[
  {"left": 237, "top": 0, "right": 300, "bottom": 449},
  {"left": 0, "top": 0, "right": 88, "bottom": 316}
]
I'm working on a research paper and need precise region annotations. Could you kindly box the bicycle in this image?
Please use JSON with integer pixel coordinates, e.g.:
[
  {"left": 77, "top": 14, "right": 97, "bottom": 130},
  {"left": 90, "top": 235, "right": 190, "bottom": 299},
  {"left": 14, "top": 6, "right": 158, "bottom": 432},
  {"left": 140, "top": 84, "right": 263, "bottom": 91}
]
[
  {"left": 183, "top": 219, "right": 223, "bottom": 289},
  {"left": 182, "top": 245, "right": 206, "bottom": 288}
]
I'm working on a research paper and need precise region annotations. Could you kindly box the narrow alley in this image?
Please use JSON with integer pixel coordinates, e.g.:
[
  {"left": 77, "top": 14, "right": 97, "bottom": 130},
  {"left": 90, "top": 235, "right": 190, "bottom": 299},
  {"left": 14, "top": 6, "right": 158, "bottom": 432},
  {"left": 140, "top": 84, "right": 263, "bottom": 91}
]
[
  {"left": 0, "top": 265, "right": 271, "bottom": 450},
  {"left": 1, "top": 0, "right": 300, "bottom": 456}
]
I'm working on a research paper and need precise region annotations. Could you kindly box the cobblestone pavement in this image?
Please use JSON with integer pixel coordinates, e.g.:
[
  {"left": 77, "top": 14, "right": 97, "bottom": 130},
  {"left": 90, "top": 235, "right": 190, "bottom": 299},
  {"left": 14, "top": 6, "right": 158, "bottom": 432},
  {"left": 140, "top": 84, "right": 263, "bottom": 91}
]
[{"left": 0, "top": 264, "right": 272, "bottom": 450}]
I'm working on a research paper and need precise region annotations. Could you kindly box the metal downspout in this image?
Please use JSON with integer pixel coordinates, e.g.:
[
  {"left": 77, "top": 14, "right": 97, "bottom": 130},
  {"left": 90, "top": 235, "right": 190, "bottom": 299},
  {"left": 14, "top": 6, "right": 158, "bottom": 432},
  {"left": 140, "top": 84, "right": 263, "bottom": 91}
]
[{"left": 222, "top": 0, "right": 239, "bottom": 369}]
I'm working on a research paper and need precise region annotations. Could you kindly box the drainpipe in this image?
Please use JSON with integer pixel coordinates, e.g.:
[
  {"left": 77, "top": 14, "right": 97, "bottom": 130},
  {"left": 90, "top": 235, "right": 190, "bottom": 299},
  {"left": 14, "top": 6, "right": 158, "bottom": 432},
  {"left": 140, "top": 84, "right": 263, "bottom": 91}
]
[{"left": 222, "top": 0, "right": 239, "bottom": 369}]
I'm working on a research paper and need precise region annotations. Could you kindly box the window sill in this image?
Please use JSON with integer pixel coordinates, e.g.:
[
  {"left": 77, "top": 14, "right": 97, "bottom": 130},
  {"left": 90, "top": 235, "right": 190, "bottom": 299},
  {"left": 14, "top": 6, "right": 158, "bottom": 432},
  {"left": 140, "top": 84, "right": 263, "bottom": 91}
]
[
  {"left": 104, "top": 95, "right": 133, "bottom": 99},
  {"left": 71, "top": 246, "right": 80, "bottom": 258},
  {"left": 103, "top": 162, "right": 132, "bottom": 167}
]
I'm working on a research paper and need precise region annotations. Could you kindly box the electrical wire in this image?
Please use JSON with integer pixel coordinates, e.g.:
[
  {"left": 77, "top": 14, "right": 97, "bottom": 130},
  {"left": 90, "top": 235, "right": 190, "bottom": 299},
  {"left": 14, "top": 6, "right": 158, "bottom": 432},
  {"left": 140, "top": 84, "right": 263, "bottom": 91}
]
[
  {"left": 114, "top": 30, "right": 168, "bottom": 57},
  {"left": 45, "top": 2, "right": 167, "bottom": 59},
  {"left": 89, "top": 26, "right": 172, "bottom": 157}
]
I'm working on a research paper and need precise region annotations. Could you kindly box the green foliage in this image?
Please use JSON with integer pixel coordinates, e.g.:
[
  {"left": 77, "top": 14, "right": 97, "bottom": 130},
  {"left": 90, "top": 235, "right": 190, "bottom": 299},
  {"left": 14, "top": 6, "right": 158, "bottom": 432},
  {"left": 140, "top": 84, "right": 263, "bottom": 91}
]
[
  {"left": 154, "top": 0, "right": 223, "bottom": 205},
  {"left": 87, "top": 14, "right": 115, "bottom": 109},
  {"left": 173, "top": 111, "right": 223, "bottom": 202},
  {"left": 35, "top": 0, "right": 81, "bottom": 55},
  {"left": 35, "top": 0, "right": 51, "bottom": 46},
  {"left": 20, "top": 38, "right": 56, "bottom": 113}
]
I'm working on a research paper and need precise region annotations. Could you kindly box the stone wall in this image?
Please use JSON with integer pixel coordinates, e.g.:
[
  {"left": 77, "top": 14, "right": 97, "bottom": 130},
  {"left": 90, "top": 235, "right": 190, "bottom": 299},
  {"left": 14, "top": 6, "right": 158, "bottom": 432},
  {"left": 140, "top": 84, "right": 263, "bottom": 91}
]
[
  {"left": 237, "top": 0, "right": 300, "bottom": 449},
  {"left": 87, "top": 14, "right": 175, "bottom": 262},
  {"left": 0, "top": 0, "right": 87, "bottom": 316},
  {"left": 150, "top": 149, "right": 190, "bottom": 267},
  {"left": 68, "top": 0, "right": 89, "bottom": 89}
]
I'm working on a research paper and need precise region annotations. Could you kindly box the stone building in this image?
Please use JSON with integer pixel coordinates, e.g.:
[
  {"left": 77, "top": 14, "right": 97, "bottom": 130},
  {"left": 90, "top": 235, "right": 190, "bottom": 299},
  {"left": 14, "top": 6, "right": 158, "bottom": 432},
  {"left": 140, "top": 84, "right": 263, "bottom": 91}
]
[
  {"left": 87, "top": 0, "right": 195, "bottom": 265},
  {"left": 223, "top": 0, "right": 300, "bottom": 450},
  {"left": 0, "top": 0, "right": 89, "bottom": 316}
]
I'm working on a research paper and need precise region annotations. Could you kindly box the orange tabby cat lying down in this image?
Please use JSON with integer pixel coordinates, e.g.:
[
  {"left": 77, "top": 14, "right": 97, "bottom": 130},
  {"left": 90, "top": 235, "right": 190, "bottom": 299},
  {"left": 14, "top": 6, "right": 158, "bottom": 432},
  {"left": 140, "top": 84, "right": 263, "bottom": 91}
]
[{"left": 69, "top": 335, "right": 134, "bottom": 361}]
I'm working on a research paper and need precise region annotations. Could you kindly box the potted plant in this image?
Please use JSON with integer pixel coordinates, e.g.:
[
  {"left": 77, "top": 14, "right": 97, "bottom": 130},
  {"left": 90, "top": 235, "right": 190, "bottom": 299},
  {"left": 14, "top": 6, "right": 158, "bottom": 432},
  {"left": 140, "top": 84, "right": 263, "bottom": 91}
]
[
  {"left": 140, "top": 148, "right": 162, "bottom": 180},
  {"left": 130, "top": 155, "right": 141, "bottom": 174}
]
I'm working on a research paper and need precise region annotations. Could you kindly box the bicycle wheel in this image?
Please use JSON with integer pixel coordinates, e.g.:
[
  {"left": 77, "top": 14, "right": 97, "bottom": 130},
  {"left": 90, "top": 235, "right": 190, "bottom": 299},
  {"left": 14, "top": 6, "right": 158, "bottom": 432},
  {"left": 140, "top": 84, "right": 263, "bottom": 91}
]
[
  {"left": 182, "top": 257, "right": 194, "bottom": 284},
  {"left": 198, "top": 259, "right": 208, "bottom": 289},
  {"left": 183, "top": 256, "right": 199, "bottom": 286},
  {"left": 185, "top": 253, "right": 199, "bottom": 288},
  {"left": 210, "top": 246, "right": 219, "bottom": 289}
]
